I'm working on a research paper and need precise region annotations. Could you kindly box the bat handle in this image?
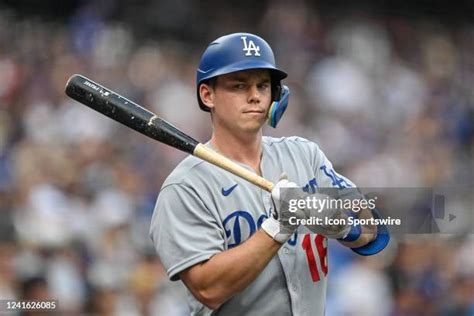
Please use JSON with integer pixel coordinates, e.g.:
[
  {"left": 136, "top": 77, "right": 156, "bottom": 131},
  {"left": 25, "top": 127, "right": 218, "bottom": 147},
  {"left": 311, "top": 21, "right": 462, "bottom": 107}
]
[{"left": 193, "top": 144, "right": 275, "bottom": 192}]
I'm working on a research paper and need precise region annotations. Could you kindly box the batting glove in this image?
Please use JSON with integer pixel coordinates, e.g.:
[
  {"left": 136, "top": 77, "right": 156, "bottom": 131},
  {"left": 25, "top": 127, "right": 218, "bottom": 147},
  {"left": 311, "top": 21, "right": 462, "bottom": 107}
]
[
  {"left": 302, "top": 195, "right": 355, "bottom": 239},
  {"left": 261, "top": 173, "right": 305, "bottom": 244}
]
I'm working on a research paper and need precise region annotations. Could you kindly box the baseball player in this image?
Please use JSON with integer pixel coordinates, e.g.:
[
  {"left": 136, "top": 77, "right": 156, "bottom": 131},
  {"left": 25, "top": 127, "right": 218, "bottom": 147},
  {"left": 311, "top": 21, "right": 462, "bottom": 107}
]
[{"left": 150, "top": 33, "right": 390, "bottom": 315}]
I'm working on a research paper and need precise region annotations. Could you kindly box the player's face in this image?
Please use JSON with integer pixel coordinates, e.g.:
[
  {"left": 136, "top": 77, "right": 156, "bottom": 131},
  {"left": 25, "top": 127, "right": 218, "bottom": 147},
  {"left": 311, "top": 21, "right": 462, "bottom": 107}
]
[{"left": 206, "top": 69, "right": 272, "bottom": 134}]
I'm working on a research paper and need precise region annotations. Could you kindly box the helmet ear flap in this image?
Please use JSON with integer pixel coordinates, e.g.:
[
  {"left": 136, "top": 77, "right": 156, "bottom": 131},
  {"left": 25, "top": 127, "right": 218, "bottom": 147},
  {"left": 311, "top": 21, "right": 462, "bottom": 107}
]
[
  {"left": 267, "top": 84, "right": 290, "bottom": 128},
  {"left": 271, "top": 79, "right": 282, "bottom": 102}
]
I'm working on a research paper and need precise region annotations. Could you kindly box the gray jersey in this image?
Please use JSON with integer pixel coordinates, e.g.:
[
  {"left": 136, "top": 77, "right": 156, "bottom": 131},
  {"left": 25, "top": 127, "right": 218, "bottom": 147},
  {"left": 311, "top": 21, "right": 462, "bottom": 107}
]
[{"left": 150, "top": 136, "right": 356, "bottom": 316}]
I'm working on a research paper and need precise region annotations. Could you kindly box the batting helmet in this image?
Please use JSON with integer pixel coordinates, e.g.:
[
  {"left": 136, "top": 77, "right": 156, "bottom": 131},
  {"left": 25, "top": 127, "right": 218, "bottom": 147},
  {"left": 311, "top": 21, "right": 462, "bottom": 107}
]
[{"left": 196, "top": 32, "right": 290, "bottom": 128}]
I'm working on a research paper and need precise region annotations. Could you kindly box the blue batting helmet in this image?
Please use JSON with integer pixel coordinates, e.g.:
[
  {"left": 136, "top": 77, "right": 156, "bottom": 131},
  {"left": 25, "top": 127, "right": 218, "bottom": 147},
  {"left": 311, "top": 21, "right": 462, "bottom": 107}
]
[{"left": 196, "top": 33, "right": 289, "bottom": 127}]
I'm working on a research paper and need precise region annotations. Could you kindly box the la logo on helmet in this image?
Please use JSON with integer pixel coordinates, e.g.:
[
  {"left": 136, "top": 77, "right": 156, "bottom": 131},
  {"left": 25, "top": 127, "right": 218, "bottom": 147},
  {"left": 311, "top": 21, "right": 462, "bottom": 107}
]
[{"left": 241, "top": 36, "right": 261, "bottom": 56}]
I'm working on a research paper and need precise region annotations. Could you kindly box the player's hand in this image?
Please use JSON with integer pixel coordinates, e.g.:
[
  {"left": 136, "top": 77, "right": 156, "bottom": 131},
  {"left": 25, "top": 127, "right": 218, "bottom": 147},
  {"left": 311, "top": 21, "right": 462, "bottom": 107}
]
[
  {"left": 262, "top": 174, "right": 358, "bottom": 242},
  {"left": 261, "top": 173, "right": 304, "bottom": 243},
  {"left": 302, "top": 194, "right": 353, "bottom": 239}
]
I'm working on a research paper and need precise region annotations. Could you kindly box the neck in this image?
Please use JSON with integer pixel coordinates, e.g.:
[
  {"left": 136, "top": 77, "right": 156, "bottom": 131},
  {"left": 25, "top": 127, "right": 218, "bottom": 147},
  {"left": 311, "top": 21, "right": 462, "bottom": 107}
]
[{"left": 210, "top": 128, "right": 263, "bottom": 175}]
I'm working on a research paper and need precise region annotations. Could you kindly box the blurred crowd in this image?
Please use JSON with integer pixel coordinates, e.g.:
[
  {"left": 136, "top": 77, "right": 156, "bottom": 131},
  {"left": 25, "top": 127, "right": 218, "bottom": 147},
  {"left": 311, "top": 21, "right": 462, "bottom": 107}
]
[{"left": 0, "top": 1, "right": 472, "bottom": 315}]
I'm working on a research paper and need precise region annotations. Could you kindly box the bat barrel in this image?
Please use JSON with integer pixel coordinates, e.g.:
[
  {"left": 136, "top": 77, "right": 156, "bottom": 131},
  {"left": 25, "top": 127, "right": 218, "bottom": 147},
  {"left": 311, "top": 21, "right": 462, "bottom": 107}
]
[
  {"left": 65, "top": 74, "right": 153, "bottom": 128},
  {"left": 65, "top": 74, "right": 199, "bottom": 154}
]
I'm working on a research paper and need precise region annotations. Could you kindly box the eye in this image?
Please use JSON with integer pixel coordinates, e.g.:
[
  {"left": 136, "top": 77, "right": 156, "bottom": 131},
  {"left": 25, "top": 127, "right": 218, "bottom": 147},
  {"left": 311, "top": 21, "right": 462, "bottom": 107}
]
[
  {"left": 234, "top": 83, "right": 246, "bottom": 90},
  {"left": 258, "top": 82, "right": 270, "bottom": 90}
]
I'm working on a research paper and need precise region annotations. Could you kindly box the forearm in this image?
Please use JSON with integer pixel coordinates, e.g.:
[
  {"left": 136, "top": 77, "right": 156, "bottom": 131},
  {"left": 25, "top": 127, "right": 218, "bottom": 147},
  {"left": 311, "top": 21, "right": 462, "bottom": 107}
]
[
  {"left": 338, "top": 208, "right": 377, "bottom": 248},
  {"left": 180, "top": 229, "right": 281, "bottom": 309}
]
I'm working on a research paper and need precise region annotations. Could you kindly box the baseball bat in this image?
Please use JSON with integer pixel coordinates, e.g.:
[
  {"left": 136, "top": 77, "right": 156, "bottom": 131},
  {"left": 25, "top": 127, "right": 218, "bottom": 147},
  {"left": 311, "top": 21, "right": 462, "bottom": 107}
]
[{"left": 65, "top": 74, "right": 274, "bottom": 192}]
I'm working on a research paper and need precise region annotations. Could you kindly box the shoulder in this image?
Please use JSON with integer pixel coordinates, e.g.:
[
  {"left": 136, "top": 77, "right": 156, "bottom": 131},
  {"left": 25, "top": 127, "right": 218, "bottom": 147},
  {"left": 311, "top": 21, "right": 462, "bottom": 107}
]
[
  {"left": 155, "top": 156, "right": 214, "bottom": 214},
  {"left": 160, "top": 151, "right": 234, "bottom": 196},
  {"left": 262, "top": 135, "right": 324, "bottom": 156},
  {"left": 161, "top": 155, "right": 210, "bottom": 189}
]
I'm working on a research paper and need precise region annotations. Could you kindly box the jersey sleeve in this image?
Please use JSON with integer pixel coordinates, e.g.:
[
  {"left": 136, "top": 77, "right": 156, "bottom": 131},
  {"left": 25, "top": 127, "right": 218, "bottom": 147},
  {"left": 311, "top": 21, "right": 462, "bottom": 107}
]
[
  {"left": 149, "top": 183, "right": 225, "bottom": 281},
  {"left": 311, "top": 142, "right": 356, "bottom": 192}
]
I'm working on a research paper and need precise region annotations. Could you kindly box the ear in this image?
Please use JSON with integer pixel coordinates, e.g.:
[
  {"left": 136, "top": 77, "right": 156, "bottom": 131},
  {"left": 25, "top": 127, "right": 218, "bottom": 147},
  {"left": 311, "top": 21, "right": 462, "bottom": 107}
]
[{"left": 199, "top": 83, "right": 215, "bottom": 110}]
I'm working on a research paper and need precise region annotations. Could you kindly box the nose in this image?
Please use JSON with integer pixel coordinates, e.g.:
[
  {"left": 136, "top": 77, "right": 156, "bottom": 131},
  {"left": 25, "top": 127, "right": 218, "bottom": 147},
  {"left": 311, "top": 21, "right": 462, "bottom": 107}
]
[{"left": 248, "top": 84, "right": 261, "bottom": 104}]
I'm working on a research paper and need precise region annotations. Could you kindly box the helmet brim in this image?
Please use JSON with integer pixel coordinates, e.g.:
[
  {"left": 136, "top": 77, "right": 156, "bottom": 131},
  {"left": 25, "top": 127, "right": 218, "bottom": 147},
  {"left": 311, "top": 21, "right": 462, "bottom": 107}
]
[{"left": 197, "top": 59, "right": 287, "bottom": 83}]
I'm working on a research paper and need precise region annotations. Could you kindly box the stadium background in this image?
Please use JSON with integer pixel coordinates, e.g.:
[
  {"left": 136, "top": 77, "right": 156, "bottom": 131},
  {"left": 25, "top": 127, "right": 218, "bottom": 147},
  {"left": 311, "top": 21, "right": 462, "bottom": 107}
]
[{"left": 0, "top": 0, "right": 472, "bottom": 315}]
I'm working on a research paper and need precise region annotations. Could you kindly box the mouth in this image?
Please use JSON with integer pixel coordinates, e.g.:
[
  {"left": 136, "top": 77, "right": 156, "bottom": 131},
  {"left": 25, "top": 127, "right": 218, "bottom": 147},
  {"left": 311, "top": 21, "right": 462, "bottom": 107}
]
[{"left": 243, "top": 109, "right": 265, "bottom": 114}]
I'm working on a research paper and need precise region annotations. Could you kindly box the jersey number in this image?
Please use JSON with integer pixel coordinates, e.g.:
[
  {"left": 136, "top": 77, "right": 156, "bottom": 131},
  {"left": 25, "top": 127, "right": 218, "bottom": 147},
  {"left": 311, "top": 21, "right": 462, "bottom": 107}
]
[{"left": 302, "top": 234, "right": 328, "bottom": 282}]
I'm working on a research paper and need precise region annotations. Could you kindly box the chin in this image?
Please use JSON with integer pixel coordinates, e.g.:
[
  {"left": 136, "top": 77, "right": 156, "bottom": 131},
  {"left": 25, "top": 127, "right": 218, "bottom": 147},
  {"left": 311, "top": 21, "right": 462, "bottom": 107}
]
[{"left": 240, "top": 121, "right": 265, "bottom": 133}]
